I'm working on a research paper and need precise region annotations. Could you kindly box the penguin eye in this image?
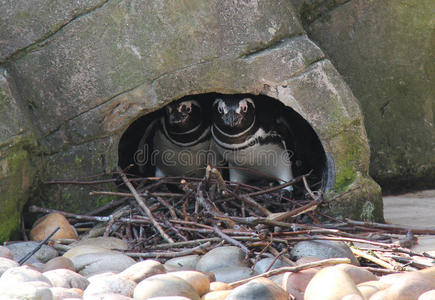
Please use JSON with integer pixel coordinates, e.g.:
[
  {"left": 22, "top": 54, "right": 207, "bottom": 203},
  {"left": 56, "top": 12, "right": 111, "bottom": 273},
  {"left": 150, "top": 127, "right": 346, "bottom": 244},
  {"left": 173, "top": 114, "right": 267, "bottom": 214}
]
[
  {"left": 217, "top": 100, "right": 226, "bottom": 114},
  {"left": 239, "top": 99, "right": 248, "bottom": 113}
]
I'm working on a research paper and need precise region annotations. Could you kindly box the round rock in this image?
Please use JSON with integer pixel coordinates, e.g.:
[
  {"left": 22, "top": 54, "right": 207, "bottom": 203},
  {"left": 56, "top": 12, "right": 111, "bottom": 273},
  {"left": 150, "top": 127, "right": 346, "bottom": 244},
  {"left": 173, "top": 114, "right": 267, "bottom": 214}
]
[
  {"left": 63, "top": 245, "right": 113, "bottom": 259},
  {"left": 84, "top": 274, "right": 136, "bottom": 298},
  {"left": 71, "top": 251, "right": 136, "bottom": 277},
  {"left": 335, "top": 263, "right": 378, "bottom": 284},
  {"left": 119, "top": 259, "right": 165, "bottom": 283},
  {"left": 226, "top": 277, "right": 288, "bottom": 300},
  {"left": 133, "top": 274, "right": 200, "bottom": 300},
  {"left": 43, "top": 256, "right": 75, "bottom": 272},
  {"left": 304, "top": 266, "right": 362, "bottom": 300},
  {"left": 0, "top": 281, "right": 53, "bottom": 300},
  {"left": 290, "top": 240, "right": 359, "bottom": 265},
  {"left": 43, "top": 268, "right": 89, "bottom": 289},
  {"left": 253, "top": 257, "right": 292, "bottom": 274},
  {"left": 0, "top": 265, "right": 51, "bottom": 285},
  {"left": 30, "top": 212, "right": 78, "bottom": 241},
  {"left": 212, "top": 266, "right": 256, "bottom": 283},
  {"left": 0, "top": 245, "right": 13, "bottom": 259},
  {"left": 201, "top": 290, "right": 232, "bottom": 300},
  {"left": 0, "top": 256, "right": 19, "bottom": 276},
  {"left": 169, "top": 270, "right": 210, "bottom": 296},
  {"left": 419, "top": 290, "right": 435, "bottom": 300},
  {"left": 196, "top": 246, "right": 247, "bottom": 273},
  {"left": 49, "top": 287, "right": 83, "bottom": 299},
  {"left": 164, "top": 255, "right": 200, "bottom": 272},
  {"left": 70, "top": 237, "right": 128, "bottom": 251},
  {"left": 6, "top": 241, "right": 58, "bottom": 264}
]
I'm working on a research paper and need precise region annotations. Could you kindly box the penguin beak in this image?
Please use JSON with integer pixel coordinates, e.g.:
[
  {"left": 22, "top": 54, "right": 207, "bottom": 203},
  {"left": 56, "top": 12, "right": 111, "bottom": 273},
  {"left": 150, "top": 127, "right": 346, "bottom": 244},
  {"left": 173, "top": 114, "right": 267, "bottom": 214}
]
[{"left": 223, "top": 110, "right": 242, "bottom": 127}]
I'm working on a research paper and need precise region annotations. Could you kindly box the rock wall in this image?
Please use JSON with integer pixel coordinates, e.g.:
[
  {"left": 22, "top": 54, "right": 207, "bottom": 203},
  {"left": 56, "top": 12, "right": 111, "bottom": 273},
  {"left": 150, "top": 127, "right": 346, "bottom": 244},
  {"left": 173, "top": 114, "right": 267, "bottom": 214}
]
[
  {"left": 0, "top": 0, "right": 383, "bottom": 240},
  {"left": 291, "top": 0, "right": 435, "bottom": 193}
]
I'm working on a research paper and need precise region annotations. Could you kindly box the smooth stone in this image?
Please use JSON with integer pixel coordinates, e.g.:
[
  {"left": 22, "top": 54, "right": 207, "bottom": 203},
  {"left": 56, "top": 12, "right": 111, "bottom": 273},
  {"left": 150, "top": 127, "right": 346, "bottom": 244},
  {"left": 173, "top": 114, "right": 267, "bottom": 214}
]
[
  {"left": 290, "top": 240, "right": 359, "bottom": 265},
  {"left": 84, "top": 274, "right": 136, "bottom": 298},
  {"left": 342, "top": 295, "right": 364, "bottom": 300},
  {"left": 164, "top": 255, "right": 200, "bottom": 272},
  {"left": 63, "top": 245, "right": 112, "bottom": 259},
  {"left": 0, "top": 281, "right": 53, "bottom": 299},
  {"left": 43, "top": 256, "right": 75, "bottom": 272},
  {"left": 369, "top": 289, "right": 390, "bottom": 300},
  {"left": 209, "top": 282, "right": 230, "bottom": 292},
  {"left": 147, "top": 297, "right": 192, "bottom": 300},
  {"left": 43, "top": 268, "right": 89, "bottom": 289},
  {"left": 253, "top": 257, "right": 293, "bottom": 274},
  {"left": 6, "top": 241, "right": 58, "bottom": 264},
  {"left": 211, "top": 266, "right": 256, "bottom": 283},
  {"left": 335, "top": 263, "right": 378, "bottom": 284},
  {"left": 357, "top": 280, "right": 391, "bottom": 299},
  {"left": 84, "top": 293, "right": 133, "bottom": 300},
  {"left": 70, "top": 237, "right": 128, "bottom": 250},
  {"left": 0, "top": 256, "right": 19, "bottom": 276},
  {"left": 380, "top": 277, "right": 435, "bottom": 300},
  {"left": 226, "top": 277, "right": 288, "bottom": 300},
  {"left": 281, "top": 268, "right": 318, "bottom": 296},
  {"left": 133, "top": 274, "right": 200, "bottom": 300},
  {"left": 0, "top": 265, "right": 51, "bottom": 285},
  {"left": 419, "top": 290, "right": 435, "bottom": 300},
  {"left": 0, "top": 245, "right": 13, "bottom": 259},
  {"left": 200, "top": 290, "right": 232, "bottom": 300},
  {"left": 304, "top": 266, "right": 362, "bottom": 300},
  {"left": 50, "top": 287, "right": 83, "bottom": 299},
  {"left": 120, "top": 259, "right": 166, "bottom": 283},
  {"left": 169, "top": 271, "right": 210, "bottom": 296},
  {"left": 196, "top": 246, "right": 247, "bottom": 273},
  {"left": 30, "top": 213, "right": 78, "bottom": 241},
  {"left": 71, "top": 251, "right": 136, "bottom": 277}
]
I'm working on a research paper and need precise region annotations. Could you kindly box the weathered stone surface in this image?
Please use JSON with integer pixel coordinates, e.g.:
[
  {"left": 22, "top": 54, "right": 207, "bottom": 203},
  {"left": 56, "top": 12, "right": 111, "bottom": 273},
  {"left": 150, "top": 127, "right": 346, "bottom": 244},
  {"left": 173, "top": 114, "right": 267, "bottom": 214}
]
[
  {"left": 119, "top": 259, "right": 166, "bottom": 283},
  {"left": 70, "top": 237, "right": 128, "bottom": 250},
  {"left": 30, "top": 212, "right": 78, "bottom": 241},
  {"left": 169, "top": 271, "right": 210, "bottom": 296},
  {"left": 196, "top": 246, "right": 247, "bottom": 273},
  {"left": 0, "top": 280, "right": 53, "bottom": 300},
  {"left": 133, "top": 274, "right": 200, "bottom": 300},
  {"left": 164, "top": 255, "right": 200, "bottom": 272},
  {"left": 290, "top": 240, "right": 359, "bottom": 265},
  {"left": 211, "top": 266, "right": 256, "bottom": 284},
  {"left": 0, "top": 246, "right": 13, "bottom": 259},
  {"left": 253, "top": 257, "right": 292, "bottom": 274},
  {"left": 0, "top": 257, "right": 19, "bottom": 276},
  {"left": 6, "top": 241, "right": 58, "bottom": 264},
  {"left": 49, "top": 287, "right": 83, "bottom": 299},
  {"left": 226, "top": 277, "right": 288, "bottom": 300},
  {"left": 43, "top": 268, "right": 89, "bottom": 289},
  {"left": 0, "top": 265, "right": 51, "bottom": 285},
  {"left": 294, "top": 0, "right": 435, "bottom": 192},
  {"left": 0, "top": 0, "right": 384, "bottom": 238},
  {"left": 43, "top": 256, "right": 75, "bottom": 272},
  {"left": 71, "top": 251, "right": 136, "bottom": 277},
  {"left": 83, "top": 274, "right": 136, "bottom": 298}
]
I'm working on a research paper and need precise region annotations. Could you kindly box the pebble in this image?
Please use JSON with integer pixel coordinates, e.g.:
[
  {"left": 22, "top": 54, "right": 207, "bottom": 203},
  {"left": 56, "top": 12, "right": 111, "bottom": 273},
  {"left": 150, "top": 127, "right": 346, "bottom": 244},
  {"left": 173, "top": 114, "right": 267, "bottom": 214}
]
[
  {"left": 71, "top": 251, "right": 136, "bottom": 277},
  {"left": 280, "top": 268, "right": 318, "bottom": 298},
  {"left": 43, "top": 268, "right": 89, "bottom": 289},
  {"left": 211, "top": 266, "right": 256, "bottom": 283},
  {"left": 169, "top": 271, "right": 210, "bottom": 296},
  {"left": 335, "top": 263, "right": 378, "bottom": 284},
  {"left": 304, "top": 266, "right": 362, "bottom": 300},
  {"left": 43, "top": 256, "right": 75, "bottom": 272},
  {"left": 30, "top": 213, "right": 78, "bottom": 241},
  {"left": 70, "top": 237, "right": 128, "bottom": 250},
  {"left": 133, "top": 274, "right": 200, "bottom": 300},
  {"left": 164, "top": 255, "right": 200, "bottom": 272},
  {"left": 290, "top": 240, "right": 359, "bottom": 265},
  {"left": 0, "top": 281, "right": 53, "bottom": 299},
  {"left": 63, "top": 245, "right": 113, "bottom": 259},
  {"left": 196, "top": 246, "right": 247, "bottom": 273},
  {"left": 6, "top": 241, "right": 58, "bottom": 264},
  {"left": 0, "top": 245, "right": 13, "bottom": 259},
  {"left": 120, "top": 259, "right": 166, "bottom": 283},
  {"left": 0, "top": 256, "right": 19, "bottom": 276},
  {"left": 209, "top": 282, "right": 230, "bottom": 292},
  {"left": 357, "top": 280, "right": 391, "bottom": 299},
  {"left": 200, "top": 290, "right": 232, "bottom": 300},
  {"left": 0, "top": 265, "right": 51, "bottom": 285},
  {"left": 253, "top": 257, "right": 293, "bottom": 274},
  {"left": 226, "top": 277, "right": 288, "bottom": 300},
  {"left": 419, "top": 290, "right": 435, "bottom": 300},
  {"left": 83, "top": 274, "right": 136, "bottom": 298},
  {"left": 49, "top": 287, "right": 83, "bottom": 299}
]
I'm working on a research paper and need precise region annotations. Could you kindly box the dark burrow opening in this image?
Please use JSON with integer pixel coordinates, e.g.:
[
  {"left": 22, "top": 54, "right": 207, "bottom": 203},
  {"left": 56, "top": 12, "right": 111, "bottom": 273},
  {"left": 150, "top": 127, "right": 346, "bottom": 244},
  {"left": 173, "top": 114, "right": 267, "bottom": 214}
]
[{"left": 118, "top": 93, "right": 331, "bottom": 198}]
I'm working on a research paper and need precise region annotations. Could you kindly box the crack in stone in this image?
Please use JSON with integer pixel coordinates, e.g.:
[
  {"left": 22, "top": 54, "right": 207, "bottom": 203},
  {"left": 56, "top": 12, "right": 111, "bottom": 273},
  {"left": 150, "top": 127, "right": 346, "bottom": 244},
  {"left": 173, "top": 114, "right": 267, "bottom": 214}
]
[{"left": 0, "top": 0, "right": 113, "bottom": 64}]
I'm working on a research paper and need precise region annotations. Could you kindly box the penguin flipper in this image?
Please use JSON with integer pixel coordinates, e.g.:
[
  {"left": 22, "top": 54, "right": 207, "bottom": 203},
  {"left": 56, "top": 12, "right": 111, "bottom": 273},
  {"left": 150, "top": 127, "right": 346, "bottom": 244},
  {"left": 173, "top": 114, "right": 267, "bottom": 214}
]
[{"left": 136, "top": 118, "right": 159, "bottom": 175}]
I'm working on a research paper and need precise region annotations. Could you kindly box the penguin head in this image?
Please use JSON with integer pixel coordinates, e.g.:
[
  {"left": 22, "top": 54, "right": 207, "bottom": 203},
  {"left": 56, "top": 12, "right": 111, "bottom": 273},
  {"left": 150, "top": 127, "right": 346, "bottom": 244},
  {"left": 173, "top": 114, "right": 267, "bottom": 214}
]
[
  {"left": 213, "top": 97, "right": 255, "bottom": 134},
  {"left": 165, "top": 100, "right": 202, "bottom": 134}
]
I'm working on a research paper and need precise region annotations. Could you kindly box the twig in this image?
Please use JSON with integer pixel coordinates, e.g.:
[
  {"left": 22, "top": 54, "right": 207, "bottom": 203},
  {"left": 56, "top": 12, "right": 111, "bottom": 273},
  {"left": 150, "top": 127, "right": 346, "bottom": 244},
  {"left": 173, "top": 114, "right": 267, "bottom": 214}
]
[
  {"left": 346, "top": 219, "right": 435, "bottom": 235},
  {"left": 126, "top": 242, "right": 211, "bottom": 258},
  {"left": 229, "top": 257, "right": 351, "bottom": 288},
  {"left": 214, "top": 225, "right": 250, "bottom": 255},
  {"left": 118, "top": 167, "right": 174, "bottom": 243},
  {"left": 18, "top": 227, "right": 60, "bottom": 265},
  {"left": 350, "top": 248, "right": 396, "bottom": 270},
  {"left": 244, "top": 172, "right": 310, "bottom": 197}
]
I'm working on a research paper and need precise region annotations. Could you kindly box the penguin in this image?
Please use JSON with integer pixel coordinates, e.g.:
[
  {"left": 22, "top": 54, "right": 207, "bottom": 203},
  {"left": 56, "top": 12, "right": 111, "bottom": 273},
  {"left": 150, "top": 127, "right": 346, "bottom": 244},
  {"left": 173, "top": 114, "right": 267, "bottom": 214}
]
[
  {"left": 136, "top": 99, "right": 212, "bottom": 178},
  {"left": 211, "top": 95, "right": 295, "bottom": 191}
]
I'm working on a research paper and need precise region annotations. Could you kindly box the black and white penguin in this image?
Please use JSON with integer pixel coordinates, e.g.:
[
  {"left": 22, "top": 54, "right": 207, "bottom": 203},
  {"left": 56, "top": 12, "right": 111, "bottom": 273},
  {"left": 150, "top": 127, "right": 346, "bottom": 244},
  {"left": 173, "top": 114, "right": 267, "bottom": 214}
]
[
  {"left": 137, "top": 99, "right": 212, "bottom": 178},
  {"left": 211, "top": 96, "right": 295, "bottom": 190}
]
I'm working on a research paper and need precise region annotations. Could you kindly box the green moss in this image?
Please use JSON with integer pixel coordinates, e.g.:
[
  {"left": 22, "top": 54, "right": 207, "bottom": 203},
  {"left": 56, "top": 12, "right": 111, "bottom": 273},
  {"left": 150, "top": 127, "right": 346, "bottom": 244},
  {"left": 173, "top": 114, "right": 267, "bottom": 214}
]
[{"left": 360, "top": 201, "right": 375, "bottom": 222}]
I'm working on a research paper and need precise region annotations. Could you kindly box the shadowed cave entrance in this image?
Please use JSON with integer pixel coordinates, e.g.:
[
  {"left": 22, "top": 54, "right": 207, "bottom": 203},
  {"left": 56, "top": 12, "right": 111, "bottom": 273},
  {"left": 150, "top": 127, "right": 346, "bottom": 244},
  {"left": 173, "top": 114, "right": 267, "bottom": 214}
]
[{"left": 118, "top": 93, "right": 331, "bottom": 197}]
